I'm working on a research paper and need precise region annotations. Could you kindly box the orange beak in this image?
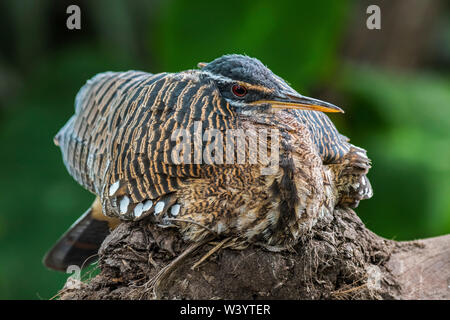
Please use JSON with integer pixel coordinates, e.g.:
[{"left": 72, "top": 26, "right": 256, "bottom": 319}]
[{"left": 253, "top": 92, "right": 344, "bottom": 113}]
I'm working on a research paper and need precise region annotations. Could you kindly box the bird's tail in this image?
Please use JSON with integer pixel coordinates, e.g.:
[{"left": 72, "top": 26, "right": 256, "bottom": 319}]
[{"left": 43, "top": 197, "right": 120, "bottom": 272}]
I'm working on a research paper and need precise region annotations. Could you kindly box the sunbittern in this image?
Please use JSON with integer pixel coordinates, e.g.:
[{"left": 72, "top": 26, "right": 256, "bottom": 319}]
[{"left": 44, "top": 54, "right": 372, "bottom": 271}]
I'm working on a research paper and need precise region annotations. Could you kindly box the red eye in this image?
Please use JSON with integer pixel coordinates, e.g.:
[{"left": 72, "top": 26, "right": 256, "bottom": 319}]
[{"left": 232, "top": 84, "right": 247, "bottom": 97}]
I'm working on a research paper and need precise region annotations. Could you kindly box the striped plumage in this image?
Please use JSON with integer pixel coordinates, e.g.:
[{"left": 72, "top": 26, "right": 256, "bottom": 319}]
[
  {"left": 56, "top": 70, "right": 237, "bottom": 206},
  {"left": 44, "top": 55, "right": 372, "bottom": 271}
]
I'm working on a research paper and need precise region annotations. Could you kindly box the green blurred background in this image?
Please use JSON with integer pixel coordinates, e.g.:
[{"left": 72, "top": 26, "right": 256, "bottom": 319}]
[{"left": 0, "top": 0, "right": 449, "bottom": 299}]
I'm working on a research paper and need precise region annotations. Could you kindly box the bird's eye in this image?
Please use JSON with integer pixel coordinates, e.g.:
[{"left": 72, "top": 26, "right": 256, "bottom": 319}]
[{"left": 231, "top": 84, "right": 247, "bottom": 97}]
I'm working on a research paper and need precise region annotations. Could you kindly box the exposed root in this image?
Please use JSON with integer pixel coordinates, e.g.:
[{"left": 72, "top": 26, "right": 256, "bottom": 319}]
[
  {"left": 144, "top": 236, "right": 214, "bottom": 298},
  {"left": 191, "top": 237, "right": 231, "bottom": 270}
]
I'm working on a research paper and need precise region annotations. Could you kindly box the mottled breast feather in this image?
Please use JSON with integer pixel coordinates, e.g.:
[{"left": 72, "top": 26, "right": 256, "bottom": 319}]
[
  {"left": 55, "top": 70, "right": 237, "bottom": 209},
  {"left": 289, "top": 109, "right": 351, "bottom": 164}
]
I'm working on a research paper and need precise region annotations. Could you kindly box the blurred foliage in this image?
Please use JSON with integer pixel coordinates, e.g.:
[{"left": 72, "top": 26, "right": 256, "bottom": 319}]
[
  {"left": 338, "top": 66, "right": 450, "bottom": 239},
  {"left": 0, "top": 0, "right": 448, "bottom": 299}
]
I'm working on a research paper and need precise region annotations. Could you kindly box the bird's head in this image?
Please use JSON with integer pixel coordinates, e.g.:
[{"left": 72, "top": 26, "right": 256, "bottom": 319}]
[{"left": 199, "top": 54, "right": 343, "bottom": 115}]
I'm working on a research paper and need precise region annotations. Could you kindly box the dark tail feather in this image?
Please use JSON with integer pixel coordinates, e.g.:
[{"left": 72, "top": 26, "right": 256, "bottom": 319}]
[{"left": 43, "top": 205, "right": 112, "bottom": 272}]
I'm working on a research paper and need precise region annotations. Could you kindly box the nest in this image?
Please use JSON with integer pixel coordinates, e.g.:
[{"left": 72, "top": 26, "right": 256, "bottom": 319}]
[{"left": 57, "top": 207, "right": 399, "bottom": 300}]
